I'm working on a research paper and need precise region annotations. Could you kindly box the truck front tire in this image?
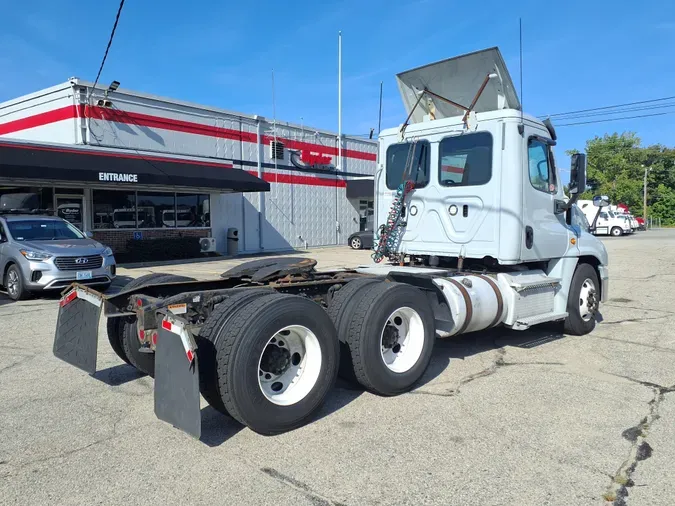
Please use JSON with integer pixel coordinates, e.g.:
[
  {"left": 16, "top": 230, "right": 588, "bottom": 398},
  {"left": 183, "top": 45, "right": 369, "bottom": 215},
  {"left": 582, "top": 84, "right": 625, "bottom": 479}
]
[
  {"left": 564, "top": 263, "right": 599, "bottom": 336},
  {"left": 611, "top": 227, "right": 623, "bottom": 237},
  {"left": 337, "top": 282, "right": 435, "bottom": 396},
  {"left": 213, "top": 293, "right": 339, "bottom": 435}
]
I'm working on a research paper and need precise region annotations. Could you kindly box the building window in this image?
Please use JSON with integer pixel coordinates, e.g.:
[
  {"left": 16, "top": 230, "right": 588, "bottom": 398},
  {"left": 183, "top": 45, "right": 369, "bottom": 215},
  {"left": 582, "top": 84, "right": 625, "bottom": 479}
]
[
  {"left": 271, "top": 140, "right": 285, "bottom": 160},
  {"left": 137, "top": 192, "right": 175, "bottom": 229},
  {"left": 438, "top": 132, "right": 493, "bottom": 187},
  {"left": 0, "top": 187, "right": 54, "bottom": 212},
  {"left": 359, "top": 199, "right": 374, "bottom": 231},
  {"left": 92, "top": 190, "right": 136, "bottom": 229},
  {"left": 176, "top": 193, "right": 210, "bottom": 227},
  {"left": 91, "top": 190, "right": 210, "bottom": 230},
  {"left": 385, "top": 141, "right": 430, "bottom": 190}
]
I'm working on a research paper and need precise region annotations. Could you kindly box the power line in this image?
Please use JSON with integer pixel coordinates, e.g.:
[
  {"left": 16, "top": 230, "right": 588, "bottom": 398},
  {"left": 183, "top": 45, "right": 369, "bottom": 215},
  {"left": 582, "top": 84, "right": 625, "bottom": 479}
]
[
  {"left": 540, "top": 95, "right": 675, "bottom": 119},
  {"left": 556, "top": 110, "right": 675, "bottom": 127},
  {"left": 91, "top": 0, "right": 126, "bottom": 92},
  {"left": 549, "top": 102, "right": 675, "bottom": 121}
]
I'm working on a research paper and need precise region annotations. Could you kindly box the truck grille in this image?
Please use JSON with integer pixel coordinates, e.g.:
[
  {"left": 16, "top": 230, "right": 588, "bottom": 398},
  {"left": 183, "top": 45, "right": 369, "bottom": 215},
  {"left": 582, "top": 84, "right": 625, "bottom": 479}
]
[{"left": 54, "top": 255, "right": 103, "bottom": 271}]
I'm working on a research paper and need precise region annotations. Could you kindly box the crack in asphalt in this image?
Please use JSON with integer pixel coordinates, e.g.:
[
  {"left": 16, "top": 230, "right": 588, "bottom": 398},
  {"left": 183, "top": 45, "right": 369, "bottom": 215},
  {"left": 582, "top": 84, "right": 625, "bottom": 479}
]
[
  {"left": 0, "top": 353, "right": 38, "bottom": 375},
  {"left": 602, "top": 378, "right": 675, "bottom": 505},
  {"left": 260, "top": 467, "right": 348, "bottom": 506},
  {"left": 3, "top": 412, "right": 128, "bottom": 475},
  {"left": 603, "top": 303, "right": 675, "bottom": 315},
  {"left": 587, "top": 334, "right": 675, "bottom": 354},
  {"left": 602, "top": 315, "right": 670, "bottom": 326},
  {"left": 411, "top": 345, "right": 565, "bottom": 398}
]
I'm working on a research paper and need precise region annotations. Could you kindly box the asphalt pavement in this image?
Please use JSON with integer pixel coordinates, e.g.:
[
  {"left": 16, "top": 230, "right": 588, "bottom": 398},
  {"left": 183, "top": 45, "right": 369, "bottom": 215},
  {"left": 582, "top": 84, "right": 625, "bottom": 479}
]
[{"left": 1, "top": 233, "right": 673, "bottom": 506}]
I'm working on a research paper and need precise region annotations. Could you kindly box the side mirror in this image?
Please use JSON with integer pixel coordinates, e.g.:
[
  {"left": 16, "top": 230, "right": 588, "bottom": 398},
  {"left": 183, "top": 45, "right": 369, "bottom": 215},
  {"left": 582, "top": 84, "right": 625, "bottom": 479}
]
[
  {"left": 593, "top": 195, "right": 610, "bottom": 208},
  {"left": 85, "top": 231, "right": 94, "bottom": 238},
  {"left": 569, "top": 153, "right": 586, "bottom": 195}
]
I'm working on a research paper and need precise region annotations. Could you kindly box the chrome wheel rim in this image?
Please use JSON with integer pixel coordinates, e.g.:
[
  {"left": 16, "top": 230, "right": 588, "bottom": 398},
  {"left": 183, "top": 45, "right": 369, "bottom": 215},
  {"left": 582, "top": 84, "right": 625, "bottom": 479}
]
[
  {"left": 351, "top": 237, "right": 361, "bottom": 249},
  {"left": 380, "top": 307, "right": 425, "bottom": 373},
  {"left": 258, "top": 325, "right": 322, "bottom": 406},
  {"left": 7, "top": 270, "right": 19, "bottom": 297},
  {"left": 579, "top": 278, "right": 598, "bottom": 322}
]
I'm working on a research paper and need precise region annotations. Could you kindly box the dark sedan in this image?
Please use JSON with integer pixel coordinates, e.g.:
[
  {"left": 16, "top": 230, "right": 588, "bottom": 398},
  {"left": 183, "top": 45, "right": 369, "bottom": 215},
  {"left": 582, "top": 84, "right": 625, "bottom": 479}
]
[{"left": 348, "top": 231, "right": 374, "bottom": 250}]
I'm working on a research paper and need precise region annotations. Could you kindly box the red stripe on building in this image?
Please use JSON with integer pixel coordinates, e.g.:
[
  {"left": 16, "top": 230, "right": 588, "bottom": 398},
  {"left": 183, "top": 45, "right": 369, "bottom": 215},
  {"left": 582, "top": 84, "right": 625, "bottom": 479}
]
[
  {"left": 84, "top": 106, "right": 257, "bottom": 143},
  {"left": 246, "top": 171, "right": 347, "bottom": 188},
  {"left": 260, "top": 135, "right": 376, "bottom": 162},
  {"left": 441, "top": 165, "right": 465, "bottom": 174},
  {"left": 0, "top": 140, "right": 234, "bottom": 169},
  {"left": 0, "top": 105, "right": 376, "bottom": 162},
  {"left": 0, "top": 105, "right": 78, "bottom": 135}
]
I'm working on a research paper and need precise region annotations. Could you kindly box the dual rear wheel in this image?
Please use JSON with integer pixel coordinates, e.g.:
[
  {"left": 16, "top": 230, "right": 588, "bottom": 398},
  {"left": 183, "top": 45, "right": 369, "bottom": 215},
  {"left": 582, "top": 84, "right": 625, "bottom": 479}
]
[
  {"left": 195, "top": 279, "right": 435, "bottom": 434},
  {"left": 327, "top": 278, "right": 436, "bottom": 396},
  {"left": 108, "top": 274, "right": 436, "bottom": 435}
]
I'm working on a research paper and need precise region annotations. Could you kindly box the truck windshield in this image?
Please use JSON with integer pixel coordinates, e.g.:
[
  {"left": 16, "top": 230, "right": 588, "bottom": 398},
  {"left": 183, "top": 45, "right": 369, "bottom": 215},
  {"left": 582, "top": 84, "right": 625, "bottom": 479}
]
[
  {"left": 8, "top": 220, "right": 84, "bottom": 241},
  {"left": 385, "top": 141, "right": 430, "bottom": 190}
]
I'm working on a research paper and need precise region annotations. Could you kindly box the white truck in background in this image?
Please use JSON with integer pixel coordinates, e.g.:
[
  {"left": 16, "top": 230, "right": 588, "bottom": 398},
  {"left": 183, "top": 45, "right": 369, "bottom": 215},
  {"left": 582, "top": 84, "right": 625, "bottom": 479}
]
[
  {"left": 578, "top": 200, "right": 631, "bottom": 236},
  {"left": 52, "top": 47, "right": 610, "bottom": 438}
]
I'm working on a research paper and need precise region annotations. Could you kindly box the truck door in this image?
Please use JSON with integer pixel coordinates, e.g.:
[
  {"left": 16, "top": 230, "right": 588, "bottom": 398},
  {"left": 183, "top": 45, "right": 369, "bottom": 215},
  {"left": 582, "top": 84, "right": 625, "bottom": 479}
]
[{"left": 521, "top": 134, "right": 570, "bottom": 261}]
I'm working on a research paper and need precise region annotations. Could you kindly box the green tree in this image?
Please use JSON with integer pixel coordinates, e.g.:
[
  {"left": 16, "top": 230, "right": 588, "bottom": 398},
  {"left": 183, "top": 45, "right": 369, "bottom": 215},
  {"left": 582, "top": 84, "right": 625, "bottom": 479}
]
[{"left": 566, "top": 133, "right": 675, "bottom": 224}]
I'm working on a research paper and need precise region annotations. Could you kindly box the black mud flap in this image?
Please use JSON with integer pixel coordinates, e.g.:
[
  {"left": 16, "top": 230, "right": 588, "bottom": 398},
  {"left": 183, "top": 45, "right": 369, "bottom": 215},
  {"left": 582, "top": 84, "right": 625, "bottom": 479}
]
[
  {"left": 53, "top": 287, "right": 103, "bottom": 374},
  {"left": 154, "top": 313, "right": 201, "bottom": 439}
]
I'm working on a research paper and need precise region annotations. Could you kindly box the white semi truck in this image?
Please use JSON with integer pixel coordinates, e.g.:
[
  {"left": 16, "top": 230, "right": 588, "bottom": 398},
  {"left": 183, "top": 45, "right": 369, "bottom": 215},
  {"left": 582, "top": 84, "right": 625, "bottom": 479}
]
[
  {"left": 52, "top": 47, "right": 609, "bottom": 438},
  {"left": 578, "top": 200, "right": 632, "bottom": 236}
]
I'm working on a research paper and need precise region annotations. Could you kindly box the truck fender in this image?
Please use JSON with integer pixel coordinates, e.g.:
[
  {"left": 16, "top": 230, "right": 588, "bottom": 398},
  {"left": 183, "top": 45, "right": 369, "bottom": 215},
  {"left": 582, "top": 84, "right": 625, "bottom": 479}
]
[{"left": 547, "top": 257, "right": 579, "bottom": 315}]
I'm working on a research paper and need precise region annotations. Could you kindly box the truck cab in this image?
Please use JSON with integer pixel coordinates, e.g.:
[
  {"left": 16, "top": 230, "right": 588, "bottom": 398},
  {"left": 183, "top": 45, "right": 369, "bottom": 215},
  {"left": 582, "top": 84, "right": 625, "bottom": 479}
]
[{"left": 376, "top": 48, "right": 608, "bottom": 269}]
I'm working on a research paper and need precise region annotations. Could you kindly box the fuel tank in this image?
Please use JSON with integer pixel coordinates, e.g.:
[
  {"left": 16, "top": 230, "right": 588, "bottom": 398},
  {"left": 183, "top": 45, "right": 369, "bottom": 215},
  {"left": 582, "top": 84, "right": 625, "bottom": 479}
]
[{"left": 432, "top": 274, "right": 505, "bottom": 337}]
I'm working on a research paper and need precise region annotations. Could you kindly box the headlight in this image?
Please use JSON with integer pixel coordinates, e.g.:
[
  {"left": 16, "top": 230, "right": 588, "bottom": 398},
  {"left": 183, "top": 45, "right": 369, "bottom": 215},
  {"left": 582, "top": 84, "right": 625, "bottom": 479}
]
[
  {"left": 20, "top": 249, "right": 51, "bottom": 261},
  {"left": 102, "top": 247, "right": 113, "bottom": 257}
]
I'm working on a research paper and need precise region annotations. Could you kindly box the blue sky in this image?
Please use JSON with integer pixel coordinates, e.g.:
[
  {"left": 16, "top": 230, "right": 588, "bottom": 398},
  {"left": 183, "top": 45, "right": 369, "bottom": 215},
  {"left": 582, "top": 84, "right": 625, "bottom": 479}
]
[{"left": 1, "top": 0, "right": 674, "bottom": 178}]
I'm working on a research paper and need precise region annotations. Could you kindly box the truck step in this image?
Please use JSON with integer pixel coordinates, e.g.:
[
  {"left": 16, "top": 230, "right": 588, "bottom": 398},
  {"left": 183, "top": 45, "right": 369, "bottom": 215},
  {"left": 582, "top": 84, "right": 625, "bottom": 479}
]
[{"left": 512, "top": 312, "right": 568, "bottom": 330}]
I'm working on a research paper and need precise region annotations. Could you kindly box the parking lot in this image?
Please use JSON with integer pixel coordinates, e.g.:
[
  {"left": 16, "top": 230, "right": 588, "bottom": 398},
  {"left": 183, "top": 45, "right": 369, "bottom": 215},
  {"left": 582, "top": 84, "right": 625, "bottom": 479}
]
[{"left": 1, "top": 233, "right": 674, "bottom": 506}]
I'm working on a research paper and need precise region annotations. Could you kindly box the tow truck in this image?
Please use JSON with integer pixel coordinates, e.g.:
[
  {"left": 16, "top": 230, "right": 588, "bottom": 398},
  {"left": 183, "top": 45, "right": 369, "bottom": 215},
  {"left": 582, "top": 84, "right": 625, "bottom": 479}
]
[{"left": 53, "top": 47, "right": 609, "bottom": 438}]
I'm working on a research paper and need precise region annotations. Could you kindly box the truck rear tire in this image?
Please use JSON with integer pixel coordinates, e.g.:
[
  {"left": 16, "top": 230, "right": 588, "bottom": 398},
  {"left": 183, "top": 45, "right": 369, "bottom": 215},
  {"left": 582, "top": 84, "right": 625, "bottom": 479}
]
[
  {"left": 196, "top": 288, "right": 275, "bottom": 415},
  {"left": 564, "top": 263, "right": 599, "bottom": 336},
  {"left": 326, "top": 277, "right": 382, "bottom": 380},
  {"left": 214, "top": 293, "right": 339, "bottom": 435},
  {"left": 339, "top": 282, "right": 435, "bottom": 396},
  {"left": 113, "top": 273, "right": 195, "bottom": 375}
]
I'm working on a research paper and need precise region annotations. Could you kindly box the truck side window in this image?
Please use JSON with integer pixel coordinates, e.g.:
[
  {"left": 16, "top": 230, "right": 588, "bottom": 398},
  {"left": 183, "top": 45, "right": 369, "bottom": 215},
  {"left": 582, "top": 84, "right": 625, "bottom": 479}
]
[
  {"left": 438, "top": 131, "right": 492, "bottom": 186},
  {"left": 527, "top": 138, "right": 555, "bottom": 193},
  {"left": 385, "top": 141, "right": 430, "bottom": 190},
  {"left": 599, "top": 212, "right": 608, "bottom": 219}
]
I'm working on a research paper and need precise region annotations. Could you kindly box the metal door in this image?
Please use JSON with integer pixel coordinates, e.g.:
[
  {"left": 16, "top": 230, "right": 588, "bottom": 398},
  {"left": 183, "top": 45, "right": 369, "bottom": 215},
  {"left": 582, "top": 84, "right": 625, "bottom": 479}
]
[{"left": 520, "top": 132, "right": 570, "bottom": 260}]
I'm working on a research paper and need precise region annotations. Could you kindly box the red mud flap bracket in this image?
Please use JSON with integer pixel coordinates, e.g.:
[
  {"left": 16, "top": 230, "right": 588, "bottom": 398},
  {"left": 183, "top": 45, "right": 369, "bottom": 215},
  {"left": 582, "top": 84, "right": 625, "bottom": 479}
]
[
  {"left": 154, "top": 313, "right": 201, "bottom": 439},
  {"left": 53, "top": 286, "right": 104, "bottom": 374}
]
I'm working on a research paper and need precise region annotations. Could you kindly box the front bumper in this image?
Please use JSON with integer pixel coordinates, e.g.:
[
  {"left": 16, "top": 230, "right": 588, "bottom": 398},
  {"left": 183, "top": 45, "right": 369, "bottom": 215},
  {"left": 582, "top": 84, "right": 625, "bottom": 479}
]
[
  {"left": 22, "top": 255, "right": 117, "bottom": 291},
  {"left": 598, "top": 265, "right": 609, "bottom": 302}
]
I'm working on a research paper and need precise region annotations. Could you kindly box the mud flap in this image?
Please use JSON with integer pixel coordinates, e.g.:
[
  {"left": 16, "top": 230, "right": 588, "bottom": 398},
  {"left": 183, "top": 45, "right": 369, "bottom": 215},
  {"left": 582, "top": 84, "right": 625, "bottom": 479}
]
[
  {"left": 53, "top": 287, "right": 103, "bottom": 374},
  {"left": 154, "top": 314, "right": 201, "bottom": 439}
]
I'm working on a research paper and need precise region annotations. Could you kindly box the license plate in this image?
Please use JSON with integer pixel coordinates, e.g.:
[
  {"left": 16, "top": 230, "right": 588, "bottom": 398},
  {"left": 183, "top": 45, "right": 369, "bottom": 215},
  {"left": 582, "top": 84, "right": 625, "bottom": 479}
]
[{"left": 76, "top": 271, "right": 93, "bottom": 280}]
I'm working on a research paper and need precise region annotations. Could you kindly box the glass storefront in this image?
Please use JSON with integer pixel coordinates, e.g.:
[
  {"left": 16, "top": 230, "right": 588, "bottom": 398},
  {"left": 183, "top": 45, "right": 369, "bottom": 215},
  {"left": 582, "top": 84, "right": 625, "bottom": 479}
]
[
  {"left": 92, "top": 189, "right": 210, "bottom": 230},
  {"left": 0, "top": 186, "right": 210, "bottom": 232}
]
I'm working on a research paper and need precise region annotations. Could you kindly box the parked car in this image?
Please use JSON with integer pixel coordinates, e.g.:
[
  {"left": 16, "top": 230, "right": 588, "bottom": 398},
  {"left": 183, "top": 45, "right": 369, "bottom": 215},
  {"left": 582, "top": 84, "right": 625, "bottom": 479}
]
[
  {"left": 348, "top": 230, "right": 374, "bottom": 250},
  {"left": 636, "top": 216, "right": 646, "bottom": 230},
  {"left": 0, "top": 214, "right": 116, "bottom": 300}
]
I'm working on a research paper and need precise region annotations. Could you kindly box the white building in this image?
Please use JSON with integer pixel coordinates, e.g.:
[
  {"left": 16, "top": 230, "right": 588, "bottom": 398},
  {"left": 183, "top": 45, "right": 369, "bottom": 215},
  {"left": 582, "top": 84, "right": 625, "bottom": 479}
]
[{"left": 0, "top": 78, "right": 377, "bottom": 256}]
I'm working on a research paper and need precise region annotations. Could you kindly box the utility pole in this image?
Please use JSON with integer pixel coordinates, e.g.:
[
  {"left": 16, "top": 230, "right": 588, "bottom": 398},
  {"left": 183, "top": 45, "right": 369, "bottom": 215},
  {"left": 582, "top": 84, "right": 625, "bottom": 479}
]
[{"left": 643, "top": 165, "right": 651, "bottom": 224}]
